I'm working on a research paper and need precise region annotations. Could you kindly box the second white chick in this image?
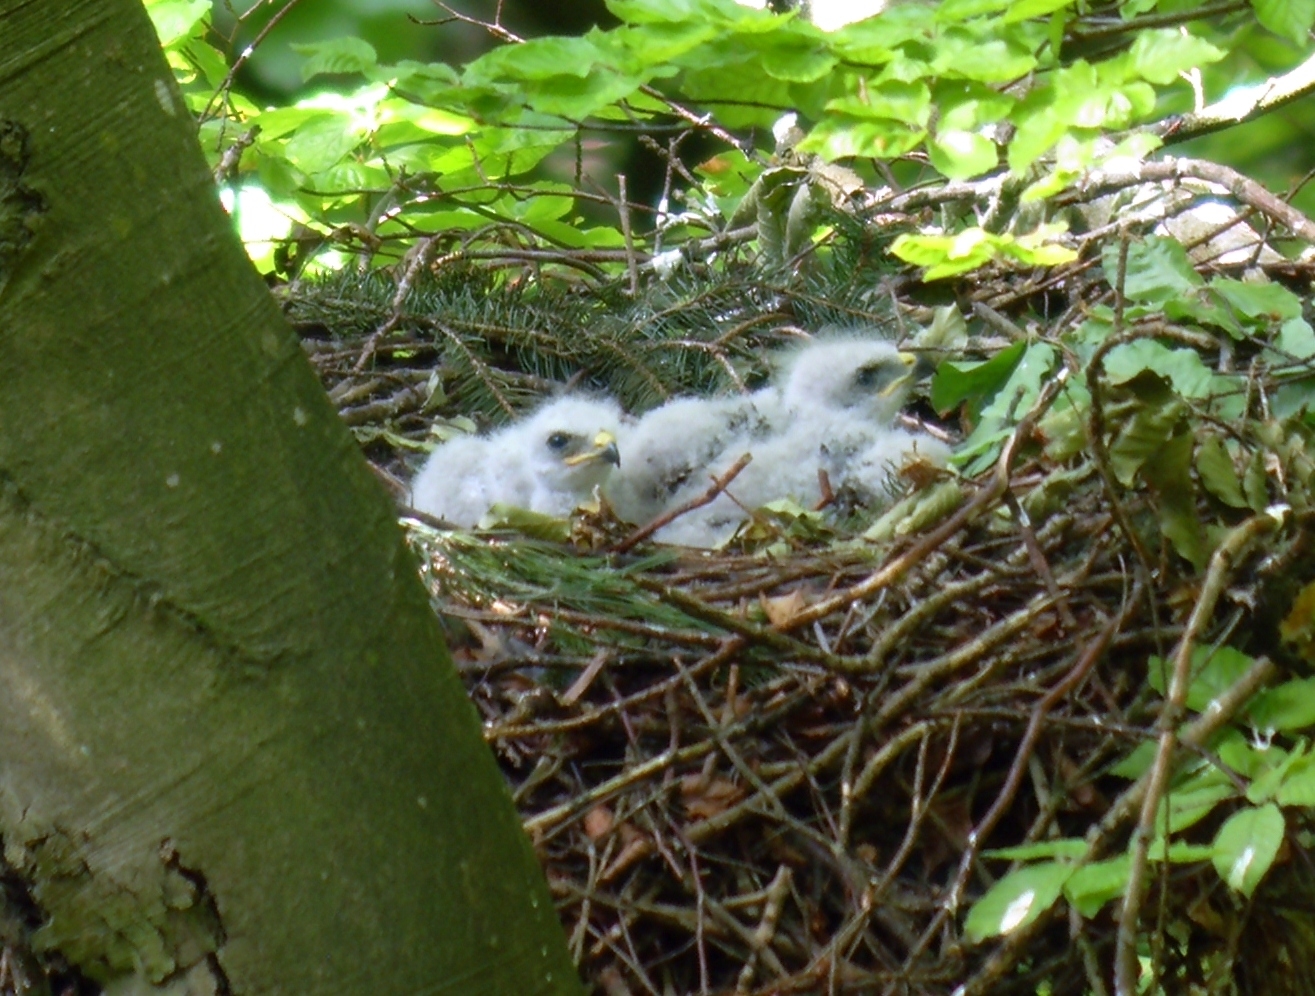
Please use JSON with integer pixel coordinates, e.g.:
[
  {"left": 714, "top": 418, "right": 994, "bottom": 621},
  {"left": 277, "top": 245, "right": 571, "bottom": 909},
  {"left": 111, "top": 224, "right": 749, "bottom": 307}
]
[
  {"left": 606, "top": 392, "right": 770, "bottom": 524},
  {"left": 411, "top": 395, "right": 622, "bottom": 526},
  {"left": 653, "top": 337, "right": 938, "bottom": 546}
]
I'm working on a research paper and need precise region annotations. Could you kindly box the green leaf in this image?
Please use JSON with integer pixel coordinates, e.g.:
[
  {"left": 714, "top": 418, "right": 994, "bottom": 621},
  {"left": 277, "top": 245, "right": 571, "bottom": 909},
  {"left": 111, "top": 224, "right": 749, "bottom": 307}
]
[
  {"left": 1252, "top": 0, "right": 1315, "bottom": 45},
  {"left": 1107, "top": 393, "right": 1184, "bottom": 487},
  {"left": 1064, "top": 855, "right": 1129, "bottom": 917},
  {"left": 1003, "top": 0, "right": 1076, "bottom": 22},
  {"left": 251, "top": 106, "right": 335, "bottom": 142},
  {"left": 1212, "top": 803, "right": 1284, "bottom": 898},
  {"left": 1104, "top": 236, "right": 1202, "bottom": 304},
  {"left": 1249, "top": 679, "right": 1315, "bottom": 733},
  {"left": 931, "top": 342, "right": 1027, "bottom": 414},
  {"left": 1211, "top": 278, "right": 1304, "bottom": 324},
  {"left": 294, "top": 38, "right": 379, "bottom": 80},
  {"left": 1102, "top": 341, "right": 1216, "bottom": 400},
  {"left": 1247, "top": 744, "right": 1305, "bottom": 804},
  {"left": 1244, "top": 448, "right": 1270, "bottom": 511},
  {"left": 934, "top": 0, "right": 1014, "bottom": 20},
  {"left": 1037, "top": 387, "right": 1090, "bottom": 462},
  {"left": 466, "top": 36, "right": 608, "bottom": 83},
  {"left": 480, "top": 505, "right": 573, "bottom": 543},
  {"left": 525, "top": 70, "right": 649, "bottom": 118},
  {"left": 1158, "top": 770, "right": 1237, "bottom": 834},
  {"left": 1276, "top": 753, "right": 1315, "bottom": 807},
  {"left": 1270, "top": 318, "right": 1315, "bottom": 362},
  {"left": 1195, "top": 436, "right": 1248, "bottom": 508},
  {"left": 145, "top": 0, "right": 210, "bottom": 46},
  {"left": 1216, "top": 728, "right": 1271, "bottom": 779},
  {"left": 825, "top": 81, "right": 932, "bottom": 126},
  {"left": 1159, "top": 842, "right": 1217, "bottom": 863},
  {"left": 929, "top": 130, "right": 999, "bottom": 180},
  {"left": 759, "top": 35, "right": 837, "bottom": 82},
  {"left": 890, "top": 227, "right": 1074, "bottom": 281},
  {"left": 954, "top": 343, "right": 1058, "bottom": 474},
  {"left": 280, "top": 114, "right": 366, "bottom": 175},
  {"left": 1110, "top": 741, "right": 1155, "bottom": 779},
  {"left": 1146, "top": 431, "right": 1204, "bottom": 571},
  {"left": 1008, "top": 104, "right": 1072, "bottom": 172},
  {"left": 935, "top": 80, "right": 1016, "bottom": 132},
  {"left": 607, "top": 0, "right": 778, "bottom": 29},
  {"left": 1123, "top": 29, "right": 1225, "bottom": 85},
  {"left": 1147, "top": 645, "right": 1254, "bottom": 713},
  {"left": 798, "top": 116, "right": 926, "bottom": 161},
  {"left": 930, "top": 32, "right": 1038, "bottom": 83},
  {"left": 986, "top": 839, "right": 1088, "bottom": 862},
  {"left": 830, "top": 7, "right": 937, "bottom": 62},
  {"left": 1006, "top": 59, "right": 1155, "bottom": 170},
  {"left": 964, "top": 863, "right": 1072, "bottom": 941}
]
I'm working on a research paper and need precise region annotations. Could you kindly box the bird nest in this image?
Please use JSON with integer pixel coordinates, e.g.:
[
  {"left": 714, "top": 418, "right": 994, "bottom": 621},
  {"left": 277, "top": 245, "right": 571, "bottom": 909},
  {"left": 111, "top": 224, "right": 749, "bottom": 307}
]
[{"left": 290, "top": 164, "right": 1315, "bottom": 995}]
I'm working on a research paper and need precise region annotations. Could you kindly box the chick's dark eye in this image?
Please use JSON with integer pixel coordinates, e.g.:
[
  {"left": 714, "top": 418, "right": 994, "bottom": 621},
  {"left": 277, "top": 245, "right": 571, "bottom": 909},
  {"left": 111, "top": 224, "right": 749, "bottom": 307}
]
[
  {"left": 546, "top": 432, "right": 571, "bottom": 450},
  {"left": 855, "top": 365, "right": 884, "bottom": 389}
]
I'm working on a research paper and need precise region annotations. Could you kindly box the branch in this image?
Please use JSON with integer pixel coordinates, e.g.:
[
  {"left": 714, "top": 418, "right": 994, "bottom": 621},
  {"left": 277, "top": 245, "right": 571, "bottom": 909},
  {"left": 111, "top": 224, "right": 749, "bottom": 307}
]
[
  {"left": 1067, "top": 156, "right": 1315, "bottom": 244},
  {"left": 1114, "top": 509, "right": 1285, "bottom": 995},
  {"left": 609, "top": 452, "right": 753, "bottom": 554},
  {"left": 1152, "top": 50, "right": 1315, "bottom": 146}
]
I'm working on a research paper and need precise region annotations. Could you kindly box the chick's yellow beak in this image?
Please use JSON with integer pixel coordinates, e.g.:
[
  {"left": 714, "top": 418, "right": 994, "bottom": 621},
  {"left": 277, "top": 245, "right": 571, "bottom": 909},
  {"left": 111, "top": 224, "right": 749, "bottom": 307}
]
[
  {"left": 564, "top": 430, "right": 621, "bottom": 468},
  {"left": 878, "top": 353, "right": 919, "bottom": 397}
]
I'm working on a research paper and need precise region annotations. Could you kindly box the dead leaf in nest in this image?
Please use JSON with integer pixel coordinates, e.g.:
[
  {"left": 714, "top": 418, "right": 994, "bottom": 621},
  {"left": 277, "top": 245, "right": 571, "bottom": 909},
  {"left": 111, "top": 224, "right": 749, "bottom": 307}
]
[
  {"left": 597, "top": 966, "right": 635, "bottom": 996},
  {"left": 1057, "top": 754, "right": 1103, "bottom": 810},
  {"left": 759, "top": 588, "right": 809, "bottom": 627},
  {"left": 584, "top": 804, "right": 615, "bottom": 841},
  {"left": 600, "top": 828, "right": 652, "bottom": 884},
  {"left": 1280, "top": 581, "right": 1315, "bottom": 664},
  {"left": 899, "top": 448, "right": 946, "bottom": 489},
  {"left": 1187, "top": 893, "right": 1226, "bottom": 936},
  {"left": 680, "top": 772, "right": 745, "bottom": 819}
]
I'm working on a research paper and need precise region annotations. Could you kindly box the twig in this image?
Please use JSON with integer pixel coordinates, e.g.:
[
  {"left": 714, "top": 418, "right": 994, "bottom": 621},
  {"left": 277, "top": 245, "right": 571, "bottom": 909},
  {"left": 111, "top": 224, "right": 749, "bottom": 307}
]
[
  {"left": 356, "top": 236, "right": 442, "bottom": 372},
  {"left": 735, "top": 865, "right": 793, "bottom": 992},
  {"left": 1152, "top": 49, "right": 1315, "bottom": 146},
  {"left": 610, "top": 453, "right": 753, "bottom": 553},
  {"left": 616, "top": 174, "right": 639, "bottom": 297},
  {"left": 1115, "top": 510, "right": 1285, "bottom": 995},
  {"left": 212, "top": 125, "right": 260, "bottom": 185},
  {"left": 493, "top": 637, "right": 746, "bottom": 743},
  {"left": 1069, "top": 157, "right": 1315, "bottom": 244},
  {"left": 932, "top": 582, "right": 1139, "bottom": 950},
  {"left": 200, "top": 0, "right": 309, "bottom": 125}
]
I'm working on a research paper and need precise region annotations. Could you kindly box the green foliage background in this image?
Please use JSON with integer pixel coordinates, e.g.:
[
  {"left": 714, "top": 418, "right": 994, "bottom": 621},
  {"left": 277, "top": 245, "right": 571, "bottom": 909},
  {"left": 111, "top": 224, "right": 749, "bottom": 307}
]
[{"left": 154, "top": 0, "right": 1315, "bottom": 272}]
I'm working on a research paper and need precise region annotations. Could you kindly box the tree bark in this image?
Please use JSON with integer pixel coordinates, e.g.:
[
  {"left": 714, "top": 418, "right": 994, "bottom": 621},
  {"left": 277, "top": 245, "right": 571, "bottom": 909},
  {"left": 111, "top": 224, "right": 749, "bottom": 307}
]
[{"left": 0, "top": 2, "right": 578, "bottom": 993}]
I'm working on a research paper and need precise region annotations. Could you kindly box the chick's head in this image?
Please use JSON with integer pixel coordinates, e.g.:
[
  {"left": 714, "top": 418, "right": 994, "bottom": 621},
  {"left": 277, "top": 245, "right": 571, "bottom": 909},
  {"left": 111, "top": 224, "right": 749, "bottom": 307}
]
[
  {"left": 520, "top": 396, "right": 623, "bottom": 496},
  {"left": 780, "top": 338, "right": 917, "bottom": 424}
]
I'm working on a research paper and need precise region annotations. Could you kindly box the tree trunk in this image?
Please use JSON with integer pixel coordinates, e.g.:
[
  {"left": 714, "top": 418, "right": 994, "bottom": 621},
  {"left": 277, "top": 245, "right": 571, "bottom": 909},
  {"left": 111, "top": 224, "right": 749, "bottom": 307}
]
[{"left": 0, "top": 2, "right": 578, "bottom": 994}]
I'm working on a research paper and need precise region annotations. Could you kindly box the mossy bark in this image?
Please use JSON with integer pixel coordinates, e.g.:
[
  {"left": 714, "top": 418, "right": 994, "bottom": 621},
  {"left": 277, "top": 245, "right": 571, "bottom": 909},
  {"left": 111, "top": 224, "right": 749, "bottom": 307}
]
[{"left": 0, "top": 2, "right": 579, "bottom": 993}]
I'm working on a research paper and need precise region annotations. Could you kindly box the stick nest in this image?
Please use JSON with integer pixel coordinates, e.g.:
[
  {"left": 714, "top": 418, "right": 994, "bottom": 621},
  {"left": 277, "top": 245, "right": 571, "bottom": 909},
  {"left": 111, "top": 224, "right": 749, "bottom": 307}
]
[{"left": 290, "top": 160, "right": 1315, "bottom": 996}]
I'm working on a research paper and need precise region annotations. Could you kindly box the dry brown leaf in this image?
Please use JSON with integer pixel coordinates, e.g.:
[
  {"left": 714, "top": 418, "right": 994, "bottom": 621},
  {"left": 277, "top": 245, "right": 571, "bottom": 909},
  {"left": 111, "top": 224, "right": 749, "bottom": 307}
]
[
  {"left": 759, "top": 588, "right": 809, "bottom": 627},
  {"left": 1280, "top": 580, "right": 1315, "bottom": 664},
  {"left": 680, "top": 772, "right": 745, "bottom": 819},
  {"left": 583, "top": 804, "right": 615, "bottom": 841}
]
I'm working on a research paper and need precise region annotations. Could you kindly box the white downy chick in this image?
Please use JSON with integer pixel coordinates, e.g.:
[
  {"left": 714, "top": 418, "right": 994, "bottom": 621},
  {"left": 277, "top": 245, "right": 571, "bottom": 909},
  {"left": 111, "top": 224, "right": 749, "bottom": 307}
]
[
  {"left": 411, "top": 395, "right": 622, "bottom": 526},
  {"left": 654, "top": 337, "right": 936, "bottom": 546},
  {"left": 838, "top": 427, "right": 950, "bottom": 508},
  {"left": 767, "top": 337, "right": 920, "bottom": 427},
  {"left": 606, "top": 392, "right": 769, "bottom": 524}
]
